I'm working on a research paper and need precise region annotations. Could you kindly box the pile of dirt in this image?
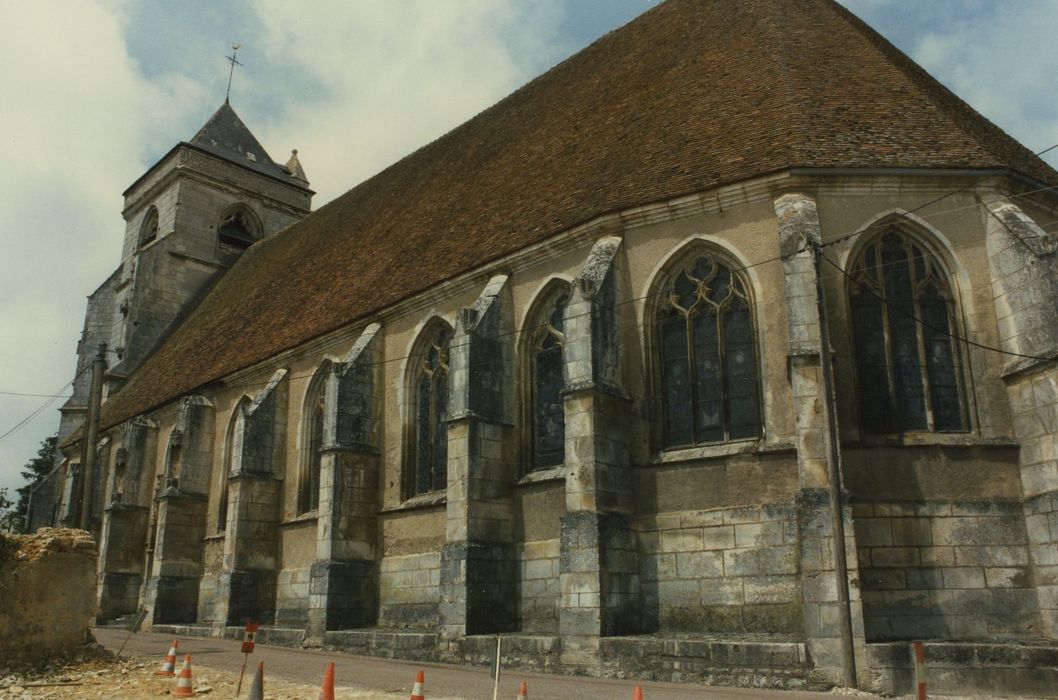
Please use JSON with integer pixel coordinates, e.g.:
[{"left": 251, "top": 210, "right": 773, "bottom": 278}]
[
  {"left": 0, "top": 652, "right": 412, "bottom": 699},
  {"left": 0, "top": 528, "right": 98, "bottom": 665},
  {"left": 1, "top": 528, "right": 94, "bottom": 563}
]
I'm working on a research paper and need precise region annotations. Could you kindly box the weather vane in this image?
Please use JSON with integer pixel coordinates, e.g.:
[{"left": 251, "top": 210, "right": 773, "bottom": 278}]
[{"left": 225, "top": 43, "right": 243, "bottom": 103}]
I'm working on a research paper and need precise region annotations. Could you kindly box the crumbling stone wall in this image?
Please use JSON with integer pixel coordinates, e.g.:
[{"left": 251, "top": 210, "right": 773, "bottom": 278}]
[{"left": 0, "top": 529, "right": 97, "bottom": 661}]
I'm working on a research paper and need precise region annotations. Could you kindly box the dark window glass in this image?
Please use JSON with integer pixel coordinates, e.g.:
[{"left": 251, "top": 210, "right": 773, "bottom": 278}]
[
  {"left": 299, "top": 397, "right": 324, "bottom": 513},
  {"left": 139, "top": 207, "right": 158, "bottom": 247},
  {"left": 849, "top": 229, "right": 967, "bottom": 433},
  {"left": 412, "top": 328, "right": 450, "bottom": 495},
  {"left": 217, "top": 481, "right": 228, "bottom": 533},
  {"left": 531, "top": 292, "right": 569, "bottom": 469},
  {"left": 309, "top": 403, "right": 323, "bottom": 510},
  {"left": 657, "top": 256, "right": 761, "bottom": 448},
  {"left": 218, "top": 209, "right": 258, "bottom": 249}
]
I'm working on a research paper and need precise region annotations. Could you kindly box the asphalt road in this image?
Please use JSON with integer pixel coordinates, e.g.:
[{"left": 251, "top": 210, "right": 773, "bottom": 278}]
[{"left": 94, "top": 628, "right": 857, "bottom": 700}]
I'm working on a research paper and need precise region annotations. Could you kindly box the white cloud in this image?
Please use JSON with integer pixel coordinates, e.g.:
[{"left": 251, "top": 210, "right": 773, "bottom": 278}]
[
  {"left": 249, "top": 0, "right": 563, "bottom": 204},
  {"left": 911, "top": 3, "right": 1058, "bottom": 159},
  {"left": 0, "top": 0, "right": 565, "bottom": 499},
  {"left": 0, "top": 1, "right": 202, "bottom": 496}
]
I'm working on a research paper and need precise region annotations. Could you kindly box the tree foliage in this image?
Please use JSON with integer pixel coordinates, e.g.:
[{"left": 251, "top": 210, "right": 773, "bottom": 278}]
[{"left": 0, "top": 434, "right": 57, "bottom": 532}]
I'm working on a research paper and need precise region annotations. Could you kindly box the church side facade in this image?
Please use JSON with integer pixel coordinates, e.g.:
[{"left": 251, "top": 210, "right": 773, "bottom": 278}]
[{"left": 45, "top": 167, "right": 1058, "bottom": 693}]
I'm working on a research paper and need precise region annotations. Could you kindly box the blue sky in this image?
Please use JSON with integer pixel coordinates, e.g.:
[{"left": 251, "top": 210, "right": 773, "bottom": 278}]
[{"left": 0, "top": 0, "right": 1056, "bottom": 502}]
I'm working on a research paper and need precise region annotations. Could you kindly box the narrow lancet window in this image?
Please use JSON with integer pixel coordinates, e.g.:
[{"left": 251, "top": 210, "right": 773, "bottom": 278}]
[
  {"left": 657, "top": 254, "right": 761, "bottom": 448},
  {"left": 298, "top": 382, "right": 325, "bottom": 514},
  {"left": 849, "top": 229, "right": 966, "bottom": 433},
  {"left": 413, "top": 328, "right": 450, "bottom": 495},
  {"left": 530, "top": 291, "right": 569, "bottom": 469}
]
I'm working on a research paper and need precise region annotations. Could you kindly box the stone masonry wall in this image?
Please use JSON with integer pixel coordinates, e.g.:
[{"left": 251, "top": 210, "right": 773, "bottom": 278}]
[
  {"left": 196, "top": 537, "right": 224, "bottom": 624},
  {"left": 379, "top": 552, "right": 441, "bottom": 628},
  {"left": 639, "top": 503, "right": 802, "bottom": 635},
  {"left": 275, "top": 566, "right": 311, "bottom": 626},
  {"left": 854, "top": 499, "right": 1037, "bottom": 641},
  {"left": 1026, "top": 490, "right": 1058, "bottom": 637},
  {"left": 519, "top": 539, "right": 560, "bottom": 633},
  {"left": 1009, "top": 369, "right": 1058, "bottom": 637}
]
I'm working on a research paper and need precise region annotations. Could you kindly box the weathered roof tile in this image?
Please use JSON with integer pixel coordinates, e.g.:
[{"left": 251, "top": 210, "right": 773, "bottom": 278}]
[{"left": 95, "top": 0, "right": 1058, "bottom": 431}]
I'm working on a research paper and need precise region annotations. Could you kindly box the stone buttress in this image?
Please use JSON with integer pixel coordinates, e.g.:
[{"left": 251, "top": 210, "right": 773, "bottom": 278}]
[
  {"left": 984, "top": 197, "right": 1058, "bottom": 637},
  {"left": 774, "top": 193, "right": 868, "bottom": 685},
  {"left": 144, "top": 396, "right": 214, "bottom": 625},
  {"left": 307, "top": 324, "right": 384, "bottom": 641},
  {"left": 559, "top": 236, "right": 637, "bottom": 671},
  {"left": 440, "top": 275, "right": 520, "bottom": 640},
  {"left": 213, "top": 370, "right": 288, "bottom": 630},
  {"left": 96, "top": 417, "right": 157, "bottom": 622}
]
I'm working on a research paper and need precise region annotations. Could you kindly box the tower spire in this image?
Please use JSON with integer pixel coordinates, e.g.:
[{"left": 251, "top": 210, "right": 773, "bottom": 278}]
[{"left": 225, "top": 43, "right": 243, "bottom": 103}]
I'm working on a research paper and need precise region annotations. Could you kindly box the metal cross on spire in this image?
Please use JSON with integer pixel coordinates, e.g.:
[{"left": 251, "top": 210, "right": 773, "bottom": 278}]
[{"left": 225, "top": 43, "right": 243, "bottom": 103}]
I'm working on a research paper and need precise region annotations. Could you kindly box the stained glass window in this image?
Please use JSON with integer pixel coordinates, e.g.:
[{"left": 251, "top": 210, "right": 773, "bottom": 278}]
[
  {"left": 849, "top": 230, "right": 966, "bottom": 433},
  {"left": 657, "top": 255, "right": 761, "bottom": 448},
  {"left": 413, "top": 328, "right": 450, "bottom": 495},
  {"left": 531, "top": 291, "right": 569, "bottom": 469},
  {"left": 298, "top": 391, "right": 325, "bottom": 514}
]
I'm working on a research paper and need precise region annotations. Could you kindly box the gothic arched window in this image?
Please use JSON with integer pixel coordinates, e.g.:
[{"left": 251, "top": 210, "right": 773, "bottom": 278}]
[
  {"left": 139, "top": 206, "right": 159, "bottom": 247},
  {"left": 656, "top": 253, "right": 761, "bottom": 448},
  {"left": 298, "top": 373, "right": 326, "bottom": 514},
  {"left": 527, "top": 285, "right": 570, "bottom": 470},
  {"left": 217, "top": 206, "right": 261, "bottom": 250},
  {"left": 410, "top": 325, "right": 451, "bottom": 496},
  {"left": 216, "top": 403, "right": 242, "bottom": 533},
  {"left": 849, "top": 229, "right": 967, "bottom": 433}
]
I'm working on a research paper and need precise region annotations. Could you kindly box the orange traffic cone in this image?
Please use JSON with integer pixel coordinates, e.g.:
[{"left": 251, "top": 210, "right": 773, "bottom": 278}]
[
  {"left": 317, "top": 661, "right": 335, "bottom": 700},
  {"left": 247, "top": 660, "right": 265, "bottom": 700},
  {"left": 632, "top": 685, "right": 644, "bottom": 700},
  {"left": 409, "top": 669, "right": 426, "bottom": 700},
  {"left": 172, "top": 654, "right": 194, "bottom": 698},
  {"left": 516, "top": 680, "right": 529, "bottom": 699},
  {"left": 153, "top": 640, "right": 178, "bottom": 676}
]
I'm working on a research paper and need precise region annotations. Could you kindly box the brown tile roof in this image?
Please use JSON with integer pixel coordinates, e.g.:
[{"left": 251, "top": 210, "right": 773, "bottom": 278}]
[{"left": 94, "top": 0, "right": 1058, "bottom": 433}]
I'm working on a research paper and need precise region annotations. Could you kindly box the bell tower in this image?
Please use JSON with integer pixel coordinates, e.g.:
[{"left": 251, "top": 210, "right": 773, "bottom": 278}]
[
  {"left": 56, "top": 102, "right": 313, "bottom": 462},
  {"left": 105, "top": 102, "right": 313, "bottom": 389}
]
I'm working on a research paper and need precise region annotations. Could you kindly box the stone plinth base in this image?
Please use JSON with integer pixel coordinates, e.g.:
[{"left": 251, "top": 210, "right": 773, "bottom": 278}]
[{"left": 869, "top": 640, "right": 1058, "bottom": 698}]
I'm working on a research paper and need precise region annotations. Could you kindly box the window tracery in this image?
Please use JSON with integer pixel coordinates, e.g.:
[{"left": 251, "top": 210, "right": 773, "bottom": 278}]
[
  {"left": 411, "top": 327, "right": 450, "bottom": 495},
  {"left": 849, "top": 229, "right": 966, "bottom": 433},
  {"left": 528, "top": 289, "right": 569, "bottom": 470},
  {"left": 656, "top": 253, "right": 761, "bottom": 448}
]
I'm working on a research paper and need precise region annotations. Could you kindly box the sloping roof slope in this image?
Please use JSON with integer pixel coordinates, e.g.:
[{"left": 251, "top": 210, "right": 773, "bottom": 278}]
[{"left": 96, "top": 0, "right": 1058, "bottom": 432}]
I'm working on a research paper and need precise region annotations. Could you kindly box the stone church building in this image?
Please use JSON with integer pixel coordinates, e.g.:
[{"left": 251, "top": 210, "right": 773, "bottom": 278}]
[{"left": 31, "top": 0, "right": 1058, "bottom": 694}]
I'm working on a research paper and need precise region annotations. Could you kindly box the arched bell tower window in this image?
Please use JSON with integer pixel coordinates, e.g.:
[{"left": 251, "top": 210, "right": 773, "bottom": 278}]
[
  {"left": 524, "top": 283, "right": 570, "bottom": 471},
  {"left": 654, "top": 250, "right": 762, "bottom": 448},
  {"left": 406, "top": 322, "right": 451, "bottom": 497},
  {"left": 217, "top": 205, "right": 261, "bottom": 251},
  {"left": 138, "top": 206, "right": 159, "bottom": 247},
  {"left": 849, "top": 227, "right": 967, "bottom": 433},
  {"left": 298, "top": 366, "right": 328, "bottom": 515}
]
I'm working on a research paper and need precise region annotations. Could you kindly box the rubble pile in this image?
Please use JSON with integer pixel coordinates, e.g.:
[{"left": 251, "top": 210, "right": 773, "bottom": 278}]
[
  {"left": 0, "top": 653, "right": 407, "bottom": 699},
  {"left": 0, "top": 529, "right": 97, "bottom": 665}
]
